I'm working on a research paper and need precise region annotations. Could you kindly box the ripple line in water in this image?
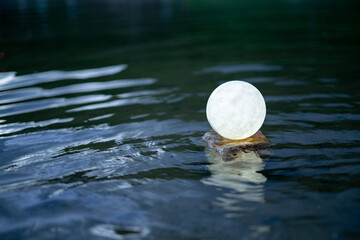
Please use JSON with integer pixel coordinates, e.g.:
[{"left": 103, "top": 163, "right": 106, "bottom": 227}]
[
  {"left": 266, "top": 112, "right": 360, "bottom": 126},
  {"left": 268, "top": 129, "right": 360, "bottom": 145},
  {"left": 0, "top": 118, "right": 73, "bottom": 136},
  {"left": 241, "top": 77, "right": 279, "bottom": 84},
  {"left": 0, "top": 64, "right": 127, "bottom": 91},
  {"left": 0, "top": 78, "right": 157, "bottom": 104},
  {"left": 0, "top": 95, "right": 111, "bottom": 117},
  {"left": 116, "top": 88, "right": 174, "bottom": 98},
  {"left": 88, "top": 114, "right": 114, "bottom": 122},
  {"left": 0, "top": 72, "right": 16, "bottom": 85},
  {"left": 67, "top": 97, "right": 161, "bottom": 112},
  {"left": 273, "top": 80, "right": 309, "bottom": 86},
  {"left": 299, "top": 102, "right": 354, "bottom": 108},
  {"left": 90, "top": 224, "right": 150, "bottom": 240},
  {"left": 265, "top": 94, "right": 350, "bottom": 102},
  {"left": 195, "top": 64, "right": 282, "bottom": 74},
  {"left": 68, "top": 88, "right": 173, "bottom": 113}
]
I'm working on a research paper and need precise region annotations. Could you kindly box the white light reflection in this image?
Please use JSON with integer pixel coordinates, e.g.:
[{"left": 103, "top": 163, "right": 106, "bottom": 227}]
[
  {"left": 0, "top": 64, "right": 127, "bottom": 91},
  {"left": 202, "top": 149, "right": 267, "bottom": 217},
  {"left": 0, "top": 72, "right": 16, "bottom": 85},
  {"left": 90, "top": 224, "right": 150, "bottom": 240}
]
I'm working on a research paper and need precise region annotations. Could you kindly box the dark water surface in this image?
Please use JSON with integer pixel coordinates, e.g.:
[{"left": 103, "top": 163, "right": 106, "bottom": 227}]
[{"left": 0, "top": 0, "right": 360, "bottom": 239}]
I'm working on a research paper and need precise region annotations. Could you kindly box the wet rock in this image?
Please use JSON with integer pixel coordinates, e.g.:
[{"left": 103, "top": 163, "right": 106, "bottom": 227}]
[{"left": 203, "top": 130, "right": 271, "bottom": 160}]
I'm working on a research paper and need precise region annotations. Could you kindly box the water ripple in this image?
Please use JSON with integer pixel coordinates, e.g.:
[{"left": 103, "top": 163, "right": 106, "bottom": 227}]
[
  {"left": 90, "top": 224, "right": 150, "bottom": 239},
  {"left": 0, "top": 72, "right": 16, "bottom": 85},
  {"left": 67, "top": 97, "right": 160, "bottom": 112},
  {"left": 0, "top": 64, "right": 127, "bottom": 91},
  {"left": 266, "top": 112, "right": 360, "bottom": 125},
  {"left": 0, "top": 78, "right": 156, "bottom": 104},
  {"left": 0, "top": 95, "right": 111, "bottom": 117},
  {"left": 196, "top": 64, "right": 283, "bottom": 74},
  {"left": 265, "top": 94, "right": 350, "bottom": 102},
  {"left": 0, "top": 119, "right": 208, "bottom": 173},
  {"left": 268, "top": 129, "right": 360, "bottom": 145},
  {"left": 0, "top": 118, "right": 73, "bottom": 136}
]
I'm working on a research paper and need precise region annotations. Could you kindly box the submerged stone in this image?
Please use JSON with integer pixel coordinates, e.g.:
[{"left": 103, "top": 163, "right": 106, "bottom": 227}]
[{"left": 203, "top": 130, "right": 271, "bottom": 160}]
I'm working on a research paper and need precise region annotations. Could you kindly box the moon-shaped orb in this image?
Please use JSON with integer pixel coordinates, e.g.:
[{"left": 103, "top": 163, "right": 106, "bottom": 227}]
[{"left": 206, "top": 81, "right": 266, "bottom": 140}]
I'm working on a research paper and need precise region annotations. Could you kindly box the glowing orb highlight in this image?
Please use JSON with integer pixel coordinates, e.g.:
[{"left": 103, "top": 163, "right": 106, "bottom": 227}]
[{"left": 206, "top": 81, "right": 266, "bottom": 140}]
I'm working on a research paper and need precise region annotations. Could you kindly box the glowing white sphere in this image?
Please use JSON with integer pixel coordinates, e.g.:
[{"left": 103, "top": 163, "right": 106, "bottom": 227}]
[{"left": 206, "top": 81, "right": 266, "bottom": 140}]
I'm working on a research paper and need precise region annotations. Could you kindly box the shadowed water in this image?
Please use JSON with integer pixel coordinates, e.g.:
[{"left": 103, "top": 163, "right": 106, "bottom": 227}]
[{"left": 0, "top": 0, "right": 360, "bottom": 239}]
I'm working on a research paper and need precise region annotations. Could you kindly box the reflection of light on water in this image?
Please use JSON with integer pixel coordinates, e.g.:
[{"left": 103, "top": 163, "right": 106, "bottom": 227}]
[
  {"left": 0, "top": 72, "right": 16, "bottom": 85},
  {"left": 0, "top": 95, "right": 111, "bottom": 117},
  {"left": 90, "top": 224, "right": 150, "bottom": 240},
  {"left": 0, "top": 78, "right": 155, "bottom": 105},
  {"left": 0, "top": 64, "right": 155, "bottom": 117},
  {"left": 202, "top": 149, "right": 266, "bottom": 217},
  {"left": 0, "top": 64, "right": 127, "bottom": 91}
]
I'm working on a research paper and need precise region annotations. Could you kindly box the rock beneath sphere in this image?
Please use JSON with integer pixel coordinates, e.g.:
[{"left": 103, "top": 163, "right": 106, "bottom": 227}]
[{"left": 203, "top": 130, "right": 271, "bottom": 160}]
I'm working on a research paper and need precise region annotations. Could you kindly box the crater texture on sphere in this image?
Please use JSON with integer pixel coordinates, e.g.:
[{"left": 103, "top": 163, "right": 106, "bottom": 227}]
[{"left": 206, "top": 81, "right": 266, "bottom": 140}]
